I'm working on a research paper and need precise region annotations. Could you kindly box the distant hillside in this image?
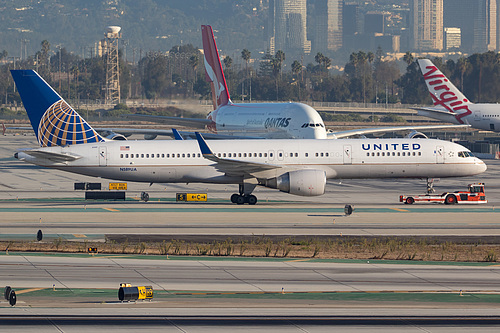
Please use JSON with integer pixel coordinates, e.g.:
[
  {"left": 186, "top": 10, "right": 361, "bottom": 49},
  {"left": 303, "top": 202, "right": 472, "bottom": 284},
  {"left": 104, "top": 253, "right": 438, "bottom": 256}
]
[{"left": 0, "top": 0, "right": 267, "bottom": 59}]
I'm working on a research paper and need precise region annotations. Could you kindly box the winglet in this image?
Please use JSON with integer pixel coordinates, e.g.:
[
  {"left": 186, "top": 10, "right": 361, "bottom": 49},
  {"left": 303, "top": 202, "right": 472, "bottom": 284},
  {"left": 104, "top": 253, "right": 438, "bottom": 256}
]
[
  {"left": 172, "top": 128, "right": 184, "bottom": 140},
  {"left": 195, "top": 132, "right": 215, "bottom": 157},
  {"left": 201, "top": 25, "right": 231, "bottom": 109}
]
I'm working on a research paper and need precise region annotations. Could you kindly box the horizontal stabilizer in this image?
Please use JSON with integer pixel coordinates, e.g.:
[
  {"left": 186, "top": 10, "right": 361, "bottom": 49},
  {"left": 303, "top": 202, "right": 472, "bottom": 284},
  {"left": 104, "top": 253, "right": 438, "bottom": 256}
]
[
  {"left": 21, "top": 150, "right": 81, "bottom": 162},
  {"left": 126, "top": 114, "right": 211, "bottom": 129}
]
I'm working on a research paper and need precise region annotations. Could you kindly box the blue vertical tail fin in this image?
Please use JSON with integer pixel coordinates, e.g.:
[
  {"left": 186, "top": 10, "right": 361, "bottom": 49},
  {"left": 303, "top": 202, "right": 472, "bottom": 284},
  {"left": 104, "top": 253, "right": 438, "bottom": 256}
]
[{"left": 11, "top": 70, "right": 104, "bottom": 147}]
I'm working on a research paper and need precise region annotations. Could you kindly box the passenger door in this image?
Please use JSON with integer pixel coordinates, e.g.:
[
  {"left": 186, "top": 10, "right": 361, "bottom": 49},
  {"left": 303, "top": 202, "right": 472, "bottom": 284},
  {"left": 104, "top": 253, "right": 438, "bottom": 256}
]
[
  {"left": 99, "top": 146, "right": 107, "bottom": 166},
  {"left": 436, "top": 146, "right": 444, "bottom": 164},
  {"left": 343, "top": 145, "right": 352, "bottom": 165}
]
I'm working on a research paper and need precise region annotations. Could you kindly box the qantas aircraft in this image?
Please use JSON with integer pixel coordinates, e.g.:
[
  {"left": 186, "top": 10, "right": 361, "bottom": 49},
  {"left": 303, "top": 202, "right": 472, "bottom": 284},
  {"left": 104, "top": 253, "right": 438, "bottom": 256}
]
[
  {"left": 416, "top": 58, "right": 500, "bottom": 132},
  {"left": 11, "top": 69, "right": 486, "bottom": 204}
]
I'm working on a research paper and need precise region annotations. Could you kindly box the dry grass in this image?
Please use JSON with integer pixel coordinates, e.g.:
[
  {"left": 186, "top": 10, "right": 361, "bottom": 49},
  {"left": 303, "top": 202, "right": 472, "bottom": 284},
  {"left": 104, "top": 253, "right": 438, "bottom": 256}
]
[{"left": 2, "top": 237, "right": 500, "bottom": 263}]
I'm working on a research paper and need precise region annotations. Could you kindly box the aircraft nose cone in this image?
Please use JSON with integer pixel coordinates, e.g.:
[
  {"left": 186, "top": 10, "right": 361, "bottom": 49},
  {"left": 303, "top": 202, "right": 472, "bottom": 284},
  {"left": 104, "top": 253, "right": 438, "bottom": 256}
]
[{"left": 475, "top": 159, "right": 487, "bottom": 174}]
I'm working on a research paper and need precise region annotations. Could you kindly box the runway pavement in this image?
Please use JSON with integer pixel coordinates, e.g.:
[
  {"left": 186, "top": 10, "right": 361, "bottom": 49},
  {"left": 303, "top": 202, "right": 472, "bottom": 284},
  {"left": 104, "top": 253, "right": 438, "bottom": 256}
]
[
  {"left": 1, "top": 135, "right": 500, "bottom": 239},
  {"left": 2, "top": 135, "right": 500, "bottom": 331},
  {"left": 1, "top": 254, "right": 500, "bottom": 331}
]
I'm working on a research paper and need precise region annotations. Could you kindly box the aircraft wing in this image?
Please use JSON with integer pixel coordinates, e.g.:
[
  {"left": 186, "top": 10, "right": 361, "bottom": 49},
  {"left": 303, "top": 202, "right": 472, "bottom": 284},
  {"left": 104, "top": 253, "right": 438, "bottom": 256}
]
[
  {"left": 4, "top": 125, "right": 264, "bottom": 140},
  {"left": 126, "top": 114, "right": 211, "bottom": 129},
  {"left": 21, "top": 150, "right": 81, "bottom": 162},
  {"left": 329, "top": 124, "right": 470, "bottom": 139},
  {"left": 195, "top": 132, "right": 280, "bottom": 176},
  {"left": 411, "top": 107, "right": 458, "bottom": 116}
]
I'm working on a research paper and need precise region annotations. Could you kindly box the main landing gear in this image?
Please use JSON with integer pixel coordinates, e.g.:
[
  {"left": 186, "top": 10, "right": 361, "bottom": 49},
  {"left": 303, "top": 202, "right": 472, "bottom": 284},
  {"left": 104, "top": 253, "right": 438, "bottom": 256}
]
[{"left": 230, "top": 183, "right": 258, "bottom": 205}]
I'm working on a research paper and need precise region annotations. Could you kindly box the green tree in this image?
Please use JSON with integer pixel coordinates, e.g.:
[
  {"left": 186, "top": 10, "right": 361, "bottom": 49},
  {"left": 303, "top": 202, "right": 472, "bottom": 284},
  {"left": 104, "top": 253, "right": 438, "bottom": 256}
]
[
  {"left": 241, "top": 49, "right": 251, "bottom": 100},
  {"left": 456, "top": 56, "right": 470, "bottom": 92},
  {"left": 403, "top": 51, "right": 414, "bottom": 66}
]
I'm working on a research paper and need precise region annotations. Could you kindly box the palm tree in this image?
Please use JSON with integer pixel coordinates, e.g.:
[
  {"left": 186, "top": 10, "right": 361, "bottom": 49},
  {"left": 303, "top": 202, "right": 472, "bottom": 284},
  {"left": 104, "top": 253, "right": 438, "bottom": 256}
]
[
  {"left": 315, "top": 52, "right": 324, "bottom": 67},
  {"left": 291, "top": 60, "right": 302, "bottom": 77},
  {"left": 275, "top": 50, "right": 285, "bottom": 77},
  {"left": 403, "top": 51, "right": 414, "bottom": 66},
  {"left": 241, "top": 49, "right": 251, "bottom": 101},
  {"left": 457, "top": 57, "right": 469, "bottom": 91},
  {"left": 292, "top": 60, "right": 303, "bottom": 100},
  {"left": 274, "top": 50, "right": 285, "bottom": 101},
  {"left": 223, "top": 55, "right": 232, "bottom": 70},
  {"left": 189, "top": 54, "right": 199, "bottom": 83}
]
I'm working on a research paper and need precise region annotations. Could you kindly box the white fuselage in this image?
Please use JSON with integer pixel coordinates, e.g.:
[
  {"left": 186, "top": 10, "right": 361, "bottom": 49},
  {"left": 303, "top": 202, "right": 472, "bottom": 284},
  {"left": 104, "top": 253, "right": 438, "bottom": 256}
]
[
  {"left": 17, "top": 139, "right": 486, "bottom": 187},
  {"left": 419, "top": 104, "right": 500, "bottom": 132},
  {"left": 208, "top": 102, "right": 327, "bottom": 139}
]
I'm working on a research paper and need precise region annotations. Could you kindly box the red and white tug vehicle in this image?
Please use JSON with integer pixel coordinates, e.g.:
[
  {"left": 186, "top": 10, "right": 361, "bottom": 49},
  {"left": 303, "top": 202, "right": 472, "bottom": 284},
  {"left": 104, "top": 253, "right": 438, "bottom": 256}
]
[{"left": 400, "top": 183, "right": 487, "bottom": 205}]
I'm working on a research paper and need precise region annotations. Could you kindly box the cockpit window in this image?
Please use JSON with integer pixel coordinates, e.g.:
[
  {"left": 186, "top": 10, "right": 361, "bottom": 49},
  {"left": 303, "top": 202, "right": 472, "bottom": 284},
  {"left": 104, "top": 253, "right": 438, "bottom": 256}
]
[
  {"left": 302, "top": 123, "right": 325, "bottom": 128},
  {"left": 458, "top": 151, "right": 475, "bottom": 158}
]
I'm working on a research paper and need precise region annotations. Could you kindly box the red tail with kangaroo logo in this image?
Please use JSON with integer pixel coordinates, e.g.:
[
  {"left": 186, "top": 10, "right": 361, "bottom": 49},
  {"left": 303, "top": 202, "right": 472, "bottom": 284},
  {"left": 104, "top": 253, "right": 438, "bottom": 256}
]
[{"left": 201, "top": 25, "right": 231, "bottom": 110}]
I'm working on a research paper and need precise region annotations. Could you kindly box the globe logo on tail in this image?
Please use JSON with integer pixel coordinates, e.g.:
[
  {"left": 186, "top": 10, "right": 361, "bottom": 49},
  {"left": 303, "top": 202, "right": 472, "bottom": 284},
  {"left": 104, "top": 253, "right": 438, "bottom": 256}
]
[{"left": 38, "top": 100, "right": 103, "bottom": 147}]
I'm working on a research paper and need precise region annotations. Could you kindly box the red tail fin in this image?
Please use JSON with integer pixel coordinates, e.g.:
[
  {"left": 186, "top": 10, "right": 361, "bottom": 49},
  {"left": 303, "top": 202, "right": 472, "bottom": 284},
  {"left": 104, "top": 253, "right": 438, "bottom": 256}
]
[{"left": 201, "top": 25, "right": 230, "bottom": 109}]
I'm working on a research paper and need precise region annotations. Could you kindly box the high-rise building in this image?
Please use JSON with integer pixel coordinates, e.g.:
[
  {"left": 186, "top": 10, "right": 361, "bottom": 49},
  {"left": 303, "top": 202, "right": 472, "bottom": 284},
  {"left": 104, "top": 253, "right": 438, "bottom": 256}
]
[
  {"left": 409, "top": 0, "right": 444, "bottom": 51},
  {"left": 342, "top": 2, "right": 360, "bottom": 50},
  {"left": 268, "top": 0, "right": 311, "bottom": 54},
  {"left": 444, "top": 27, "right": 461, "bottom": 50},
  {"left": 312, "top": 0, "right": 343, "bottom": 52},
  {"left": 472, "top": 0, "right": 496, "bottom": 51},
  {"left": 364, "top": 12, "right": 386, "bottom": 34},
  {"left": 444, "top": 0, "right": 497, "bottom": 52}
]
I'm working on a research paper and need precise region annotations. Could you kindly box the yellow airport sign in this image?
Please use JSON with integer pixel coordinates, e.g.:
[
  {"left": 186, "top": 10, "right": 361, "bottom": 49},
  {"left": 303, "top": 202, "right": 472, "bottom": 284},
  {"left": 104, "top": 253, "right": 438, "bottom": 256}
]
[
  {"left": 176, "top": 193, "right": 207, "bottom": 202},
  {"left": 109, "top": 182, "right": 127, "bottom": 190},
  {"left": 137, "top": 286, "right": 154, "bottom": 299}
]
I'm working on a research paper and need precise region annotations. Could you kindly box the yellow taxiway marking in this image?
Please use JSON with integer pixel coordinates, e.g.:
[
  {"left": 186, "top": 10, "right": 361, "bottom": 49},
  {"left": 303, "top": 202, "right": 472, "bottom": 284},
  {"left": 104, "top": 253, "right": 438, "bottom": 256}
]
[
  {"left": 286, "top": 259, "right": 312, "bottom": 263},
  {"left": 390, "top": 208, "right": 409, "bottom": 212},
  {"left": 16, "top": 288, "right": 45, "bottom": 295},
  {"left": 72, "top": 234, "right": 87, "bottom": 238},
  {"left": 103, "top": 208, "right": 120, "bottom": 212}
]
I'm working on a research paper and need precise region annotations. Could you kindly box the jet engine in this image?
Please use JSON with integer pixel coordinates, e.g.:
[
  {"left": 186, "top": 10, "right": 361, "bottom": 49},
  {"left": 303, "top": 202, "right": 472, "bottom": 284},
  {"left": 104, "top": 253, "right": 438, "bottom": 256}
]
[
  {"left": 406, "top": 130, "right": 428, "bottom": 139},
  {"left": 264, "top": 169, "right": 326, "bottom": 196},
  {"left": 144, "top": 134, "right": 158, "bottom": 140},
  {"left": 101, "top": 131, "right": 127, "bottom": 141}
]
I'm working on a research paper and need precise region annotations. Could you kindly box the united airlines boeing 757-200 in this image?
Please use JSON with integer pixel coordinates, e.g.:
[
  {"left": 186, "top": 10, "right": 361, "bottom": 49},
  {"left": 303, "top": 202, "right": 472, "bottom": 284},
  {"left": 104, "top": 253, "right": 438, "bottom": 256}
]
[{"left": 11, "top": 69, "right": 486, "bottom": 204}]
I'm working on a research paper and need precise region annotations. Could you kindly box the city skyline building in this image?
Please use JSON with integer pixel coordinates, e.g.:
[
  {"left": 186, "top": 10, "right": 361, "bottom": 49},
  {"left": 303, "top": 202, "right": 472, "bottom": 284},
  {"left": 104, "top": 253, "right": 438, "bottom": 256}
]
[
  {"left": 443, "top": 0, "right": 497, "bottom": 52},
  {"left": 444, "top": 27, "right": 461, "bottom": 50},
  {"left": 342, "top": 2, "right": 361, "bottom": 50},
  {"left": 312, "top": 0, "right": 343, "bottom": 52},
  {"left": 268, "top": 0, "right": 311, "bottom": 54},
  {"left": 410, "top": 0, "right": 443, "bottom": 51}
]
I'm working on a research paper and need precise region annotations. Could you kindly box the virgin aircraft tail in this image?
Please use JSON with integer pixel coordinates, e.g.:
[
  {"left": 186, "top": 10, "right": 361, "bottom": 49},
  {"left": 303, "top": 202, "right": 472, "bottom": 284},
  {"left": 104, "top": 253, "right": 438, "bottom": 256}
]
[
  {"left": 201, "top": 25, "right": 231, "bottom": 109},
  {"left": 417, "top": 59, "right": 473, "bottom": 124},
  {"left": 11, "top": 70, "right": 104, "bottom": 147}
]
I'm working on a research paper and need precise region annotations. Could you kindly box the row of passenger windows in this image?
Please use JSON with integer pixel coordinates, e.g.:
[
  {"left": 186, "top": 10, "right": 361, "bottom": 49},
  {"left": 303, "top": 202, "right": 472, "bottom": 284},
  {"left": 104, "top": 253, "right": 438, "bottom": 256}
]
[
  {"left": 120, "top": 153, "right": 202, "bottom": 159},
  {"left": 367, "top": 151, "right": 422, "bottom": 157},
  {"left": 119, "top": 152, "right": 331, "bottom": 159}
]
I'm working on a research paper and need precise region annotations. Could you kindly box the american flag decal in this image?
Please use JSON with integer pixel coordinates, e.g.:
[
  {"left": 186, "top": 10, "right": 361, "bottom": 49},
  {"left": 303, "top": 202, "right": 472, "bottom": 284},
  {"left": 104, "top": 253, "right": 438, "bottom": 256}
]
[{"left": 120, "top": 146, "right": 130, "bottom": 151}]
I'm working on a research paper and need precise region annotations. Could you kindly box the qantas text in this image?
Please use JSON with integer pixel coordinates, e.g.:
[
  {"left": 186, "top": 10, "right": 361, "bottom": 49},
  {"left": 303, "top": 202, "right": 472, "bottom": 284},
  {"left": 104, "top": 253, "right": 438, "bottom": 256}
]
[{"left": 264, "top": 117, "right": 291, "bottom": 128}]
